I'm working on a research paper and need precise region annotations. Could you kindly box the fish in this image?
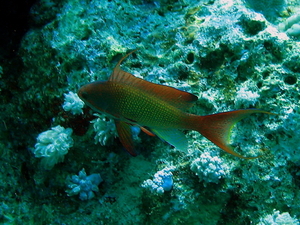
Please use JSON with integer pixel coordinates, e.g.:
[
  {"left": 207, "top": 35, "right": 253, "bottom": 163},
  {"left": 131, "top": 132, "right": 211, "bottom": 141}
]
[{"left": 78, "top": 50, "right": 275, "bottom": 159}]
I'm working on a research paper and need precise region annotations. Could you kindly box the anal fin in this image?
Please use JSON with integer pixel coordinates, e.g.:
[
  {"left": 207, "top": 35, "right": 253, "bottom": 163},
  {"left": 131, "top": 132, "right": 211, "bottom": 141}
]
[{"left": 151, "top": 128, "right": 188, "bottom": 152}]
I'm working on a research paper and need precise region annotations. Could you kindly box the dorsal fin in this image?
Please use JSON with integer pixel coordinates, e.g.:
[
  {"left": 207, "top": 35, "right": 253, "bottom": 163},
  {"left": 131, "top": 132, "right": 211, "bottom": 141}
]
[{"left": 108, "top": 50, "right": 198, "bottom": 110}]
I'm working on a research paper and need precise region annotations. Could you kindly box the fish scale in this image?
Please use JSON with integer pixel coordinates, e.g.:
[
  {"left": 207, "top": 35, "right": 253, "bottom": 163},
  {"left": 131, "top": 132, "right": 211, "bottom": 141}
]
[{"left": 107, "top": 81, "right": 185, "bottom": 129}]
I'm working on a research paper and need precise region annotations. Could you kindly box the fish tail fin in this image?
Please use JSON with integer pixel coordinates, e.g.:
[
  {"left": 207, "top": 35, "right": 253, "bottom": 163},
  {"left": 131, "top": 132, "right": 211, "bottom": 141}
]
[{"left": 192, "top": 109, "right": 275, "bottom": 159}]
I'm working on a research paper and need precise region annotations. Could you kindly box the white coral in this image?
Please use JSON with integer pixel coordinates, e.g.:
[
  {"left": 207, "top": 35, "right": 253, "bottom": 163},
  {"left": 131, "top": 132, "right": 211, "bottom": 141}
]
[
  {"left": 33, "top": 125, "right": 73, "bottom": 169},
  {"left": 257, "top": 210, "right": 299, "bottom": 225},
  {"left": 142, "top": 166, "right": 175, "bottom": 194},
  {"left": 91, "top": 114, "right": 117, "bottom": 146},
  {"left": 190, "top": 151, "right": 229, "bottom": 185},
  {"left": 62, "top": 91, "right": 84, "bottom": 115},
  {"left": 235, "top": 86, "right": 260, "bottom": 108},
  {"left": 279, "top": 13, "right": 300, "bottom": 37}
]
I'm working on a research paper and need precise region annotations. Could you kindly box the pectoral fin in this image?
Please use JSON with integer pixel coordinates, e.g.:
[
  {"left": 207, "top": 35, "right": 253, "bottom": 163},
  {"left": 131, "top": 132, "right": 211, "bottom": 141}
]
[
  {"left": 115, "top": 121, "right": 137, "bottom": 156},
  {"left": 152, "top": 128, "right": 188, "bottom": 152}
]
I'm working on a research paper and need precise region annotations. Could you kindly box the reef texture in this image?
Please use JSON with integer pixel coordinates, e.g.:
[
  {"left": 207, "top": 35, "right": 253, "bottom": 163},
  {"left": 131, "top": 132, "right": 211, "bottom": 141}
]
[{"left": 0, "top": 0, "right": 300, "bottom": 224}]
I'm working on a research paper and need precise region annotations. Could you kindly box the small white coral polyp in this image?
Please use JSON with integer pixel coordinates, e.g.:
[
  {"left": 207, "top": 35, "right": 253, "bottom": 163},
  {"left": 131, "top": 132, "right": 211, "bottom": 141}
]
[
  {"left": 62, "top": 91, "right": 84, "bottom": 115},
  {"left": 91, "top": 114, "right": 117, "bottom": 146},
  {"left": 190, "top": 151, "right": 228, "bottom": 185},
  {"left": 33, "top": 125, "right": 73, "bottom": 170},
  {"left": 234, "top": 86, "right": 260, "bottom": 108},
  {"left": 258, "top": 210, "right": 299, "bottom": 224},
  {"left": 142, "top": 166, "right": 175, "bottom": 194}
]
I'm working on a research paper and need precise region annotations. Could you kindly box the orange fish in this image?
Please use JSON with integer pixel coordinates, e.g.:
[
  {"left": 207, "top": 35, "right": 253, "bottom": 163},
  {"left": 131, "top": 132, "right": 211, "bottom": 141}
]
[{"left": 78, "top": 51, "right": 274, "bottom": 158}]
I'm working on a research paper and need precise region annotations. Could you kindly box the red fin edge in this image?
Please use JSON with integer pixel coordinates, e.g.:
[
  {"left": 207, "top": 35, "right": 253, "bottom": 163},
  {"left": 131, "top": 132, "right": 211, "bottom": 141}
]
[{"left": 193, "top": 109, "right": 276, "bottom": 159}]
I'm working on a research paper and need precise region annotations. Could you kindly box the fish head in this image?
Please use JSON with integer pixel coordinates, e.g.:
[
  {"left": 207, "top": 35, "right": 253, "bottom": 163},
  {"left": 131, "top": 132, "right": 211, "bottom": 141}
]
[{"left": 77, "top": 81, "right": 110, "bottom": 112}]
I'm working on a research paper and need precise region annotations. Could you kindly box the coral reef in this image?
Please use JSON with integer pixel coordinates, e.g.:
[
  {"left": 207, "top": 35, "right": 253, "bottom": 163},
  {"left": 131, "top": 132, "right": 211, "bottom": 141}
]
[
  {"left": 62, "top": 91, "right": 84, "bottom": 115},
  {"left": 279, "top": 13, "right": 300, "bottom": 37},
  {"left": 190, "top": 151, "right": 230, "bottom": 184},
  {"left": 66, "top": 168, "right": 102, "bottom": 201},
  {"left": 243, "top": 0, "right": 287, "bottom": 22},
  {"left": 258, "top": 210, "right": 299, "bottom": 225},
  {"left": 32, "top": 125, "right": 73, "bottom": 170},
  {"left": 1, "top": 0, "right": 300, "bottom": 224},
  {"left": 234, "top": 82, "right": 260, "bottom": 108},
  {"left": 142, "top": 166, "right": 175, "bottom": 194},
  {"left": 91, "top": 113, "right": 117, "bottom": 146}
]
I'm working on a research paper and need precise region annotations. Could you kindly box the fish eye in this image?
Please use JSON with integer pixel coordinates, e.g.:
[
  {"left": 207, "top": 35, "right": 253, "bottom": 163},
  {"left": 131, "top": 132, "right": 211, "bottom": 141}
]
[{"left": 80, "top": 91, "right": 89, "bottom": 100}]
